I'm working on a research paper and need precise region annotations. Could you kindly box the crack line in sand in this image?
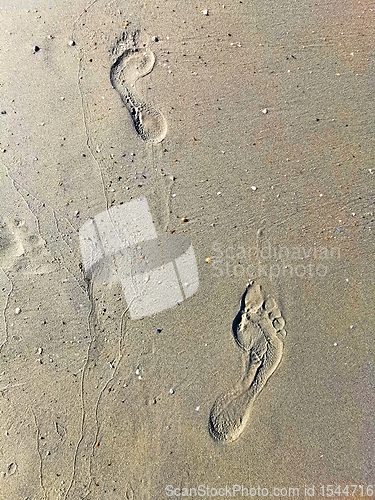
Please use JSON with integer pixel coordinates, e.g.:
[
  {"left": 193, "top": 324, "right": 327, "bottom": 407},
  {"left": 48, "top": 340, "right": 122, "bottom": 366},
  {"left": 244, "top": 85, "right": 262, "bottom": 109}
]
[
  {"left": 1, "top": 161, "right": 81, "bottom": 270},
  {"left": 0, "top": 269, "right": 12, "bottom": 354},
  {"left": 87, "top": 298, "right": 134, "bottom": 493},
  {"left": 70, "top": 0, "right": 101, "bottom": 40},
  {"left": 163, "top": 161, "right": 174, "bottom": 233},
  {"left": 89, "top": 303, "right": 132, "bottom": 452},
  {"left": 76, "top": 57, "right": 109, "bottom": 213},
  {"left": 65, "top": 276, "right": 133, "bottom": 499},
  {"left": 31, "top": 407, "right": 47, "bottom": 499},
  {"left": 64, "top": 274, "right": 95, "bottom": 500},
  {"left": 1, "top": 161, "right": 43, "bottom": 241}
]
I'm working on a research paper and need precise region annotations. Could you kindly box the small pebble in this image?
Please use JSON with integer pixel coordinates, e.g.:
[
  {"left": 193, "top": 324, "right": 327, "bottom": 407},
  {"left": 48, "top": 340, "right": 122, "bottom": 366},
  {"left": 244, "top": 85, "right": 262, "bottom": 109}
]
[
  {"left": 169, "top": 388, "right": 174, "bottom": 395},
  {"left": 202, "top": 9, "right": 208, "bottom": 15},
  {"left": 15, "top": 307, "right": 21, "bottom": 315},
  {"left": 251, "top": 186, "right": 257, "bottom": 191},
  {"left": 181, "top": 217, "right": 188, "bottom": 222},
  {"left": 152, "top": 36, "right": 158, "bottom": 42},
  {"left": 33, "top": 46, "right": 40, "bottom": 53},
  {"left": 68, "top": 40, "right": 75, "bottom": 46},
  {"left": 205, "top": 257, "right": 211, "bottom": 263},
  {"left": 262, "top": 108, "right": 268, "bottom": 114},
  {"left": 196, "top": 406, "right": 200, "bottom": 411},
  {"left": 156, "top": 328, "right": 162, "bottom": 333}
]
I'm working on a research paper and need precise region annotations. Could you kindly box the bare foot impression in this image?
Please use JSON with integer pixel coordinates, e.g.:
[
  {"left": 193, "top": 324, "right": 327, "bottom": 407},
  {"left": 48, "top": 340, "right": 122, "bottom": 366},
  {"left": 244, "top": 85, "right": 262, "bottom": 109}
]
[
  {"left": 110, "top": 30, "right": 167, "bottom": 143},
  {"left": 209, "top": 281, "right": 286, "bottom": 442}
]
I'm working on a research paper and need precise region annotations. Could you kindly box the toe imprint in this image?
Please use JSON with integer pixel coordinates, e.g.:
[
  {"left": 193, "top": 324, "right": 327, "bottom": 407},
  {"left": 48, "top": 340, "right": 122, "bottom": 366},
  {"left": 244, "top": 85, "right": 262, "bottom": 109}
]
[
  {"left": 269, "top": 307, "right": 281, "bottom": 321},
  {"left": 273, "top": 316, "right": 285, "bottom": 331}
]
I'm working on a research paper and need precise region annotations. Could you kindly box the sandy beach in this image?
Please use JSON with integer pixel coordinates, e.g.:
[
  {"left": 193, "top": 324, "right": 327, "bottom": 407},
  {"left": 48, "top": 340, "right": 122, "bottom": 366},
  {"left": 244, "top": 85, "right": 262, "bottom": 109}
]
[{"left": 0, "top": 0, "right": 374, "bottom": 498}]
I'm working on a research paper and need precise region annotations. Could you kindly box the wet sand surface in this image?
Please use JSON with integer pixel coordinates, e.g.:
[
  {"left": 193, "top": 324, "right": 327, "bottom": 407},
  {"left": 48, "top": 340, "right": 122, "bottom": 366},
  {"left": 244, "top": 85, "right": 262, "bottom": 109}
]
[{"left": 0, "top": 0, "right": 374, "bottom": 499}]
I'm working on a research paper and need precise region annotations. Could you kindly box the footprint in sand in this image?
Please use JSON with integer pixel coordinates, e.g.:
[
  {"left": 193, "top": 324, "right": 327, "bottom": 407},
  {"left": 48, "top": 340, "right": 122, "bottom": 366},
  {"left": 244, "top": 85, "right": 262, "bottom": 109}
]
[
  {"left": 209, "top": 280, "right": 286, "bottom": 442},
  {"left": 110, "top": 30, "right": 167, "bottom": 143},
  {"left": 0, "top": 218, "right": 26, "bottom": 269},
  {"left": 0, "top": 215, "right": 56, "bottom": 276}
]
